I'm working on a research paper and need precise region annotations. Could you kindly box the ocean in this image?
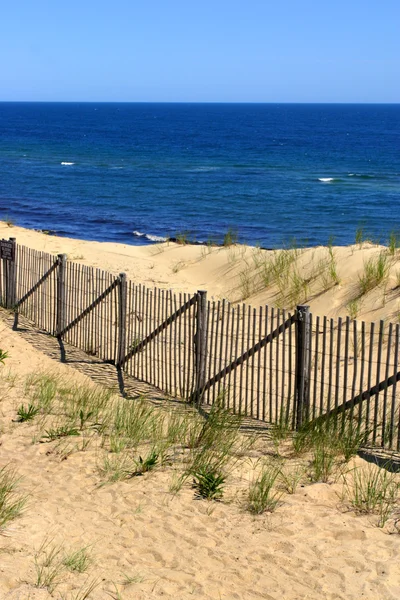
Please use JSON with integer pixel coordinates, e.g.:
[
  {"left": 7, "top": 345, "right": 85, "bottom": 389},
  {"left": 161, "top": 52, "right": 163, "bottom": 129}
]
[{"left": 0, "top": 102, "right": 399, "bottom": 247}]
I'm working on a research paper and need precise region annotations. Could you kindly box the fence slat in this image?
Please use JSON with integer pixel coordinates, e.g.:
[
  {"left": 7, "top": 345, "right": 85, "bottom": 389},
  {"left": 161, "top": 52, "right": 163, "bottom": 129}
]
[
  {"left": 233, "top": 305, "right": 240, "bottom": 414},
  {"left": 342, "top": 316, "right": 350, "bottom": 429},
  {"left": 382, "top": 323, "right": 393, "bottom": 447},
  {"left": 391, "top": 325, "right": 399, "bottom": 449},
  {"left": 373, "top": 320, "right": 384, "bottom": 444},
  {"left": 358, "top": 321, "right": 366, "bottom": 432},
  {"left": 228, "top": 305, "right": 235, "bottom": 411}
]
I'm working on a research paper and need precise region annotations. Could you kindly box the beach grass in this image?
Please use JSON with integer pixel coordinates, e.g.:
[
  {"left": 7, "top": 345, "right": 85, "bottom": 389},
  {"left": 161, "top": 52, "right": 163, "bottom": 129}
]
[
  {"left": 63, "top": 545, "right": 93, "bottom": 573},
  {"left": 278, "top": 463, "right": 305, "bottom": 494},
  {"left": 0, "top": 465, "right": 27, "bottom": 530},
  {"left": 34, "top": 537, "right": 66, "bottom": 593},
  {"left": 192, "top": 466, "right": 226, "bottom": 500},
  {"left": 247, "top": 462, "right": 282, "bottom": 514},
  {"left": 341, "top": 463, "right": 399, "bottom": 528},
  {"left": 16, "top": 403, "right": 40, "bottom": 422},
  {"left": 359, "top": 251, "right": 391, "bottom": 296}
]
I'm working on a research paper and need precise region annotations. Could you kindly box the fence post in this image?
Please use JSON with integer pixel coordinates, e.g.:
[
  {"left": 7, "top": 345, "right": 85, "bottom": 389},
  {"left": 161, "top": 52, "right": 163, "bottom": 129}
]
[
  {"left": 194, "top": 290, "right": 208, "bottom": 404},
  {"left": 117, "top": 272, "right": 127, "bottom": 367},
  {"left": 295, "top": 304, "right": 310, "bottom": 429},
  {"left": 6, "top": 237, "right": 17, "bottom": 309},
  {"left": 56, "top": 254, "right": 67, "bottom": 337}
]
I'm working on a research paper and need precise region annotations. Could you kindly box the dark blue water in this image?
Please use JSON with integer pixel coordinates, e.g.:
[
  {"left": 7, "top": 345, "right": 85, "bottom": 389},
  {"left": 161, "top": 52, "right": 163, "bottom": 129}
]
[{"left": 0, "top": 102, "right": 399, "bottom": 247}]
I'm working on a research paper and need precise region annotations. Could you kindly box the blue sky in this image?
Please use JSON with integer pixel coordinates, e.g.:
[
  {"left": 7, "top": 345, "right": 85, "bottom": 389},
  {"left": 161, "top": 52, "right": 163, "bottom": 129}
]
[{"left": 1, "top": 0, "right": 399, "bottom": 102}]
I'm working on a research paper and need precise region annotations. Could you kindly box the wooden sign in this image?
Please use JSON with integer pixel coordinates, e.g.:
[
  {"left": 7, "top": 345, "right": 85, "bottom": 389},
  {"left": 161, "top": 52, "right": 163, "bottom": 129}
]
[{"left": 0, "top": 239, "right": 15, "bottom": 261}]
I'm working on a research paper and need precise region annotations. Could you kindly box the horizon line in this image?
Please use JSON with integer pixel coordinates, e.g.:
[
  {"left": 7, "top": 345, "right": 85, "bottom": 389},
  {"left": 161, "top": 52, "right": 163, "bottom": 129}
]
[{"left": 0, "top": 100, "right": 399, "bottom": 105}]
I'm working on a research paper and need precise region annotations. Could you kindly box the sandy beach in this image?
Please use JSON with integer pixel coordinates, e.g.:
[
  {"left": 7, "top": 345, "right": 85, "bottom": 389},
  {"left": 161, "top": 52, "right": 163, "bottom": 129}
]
[{"left": 1, "top": 221, "right": 400, "bottom": 599}]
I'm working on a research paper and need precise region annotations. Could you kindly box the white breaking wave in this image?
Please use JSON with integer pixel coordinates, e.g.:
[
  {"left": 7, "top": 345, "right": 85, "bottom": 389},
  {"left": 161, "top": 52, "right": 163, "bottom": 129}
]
[
  {"left": 147, "top": 234, "right": 168, "bottom": 242},
  {"left": 61, "top": 162, "right": 75, "bottom": 166},
  {"left": 318, "top": 177, "right": 335, "bottom": 182},
  {"left": 188, "top": 166, "right": 220, "bottom": 172},
  {"left": 133, "top": 231, "right": 167, "bottom": 243}
]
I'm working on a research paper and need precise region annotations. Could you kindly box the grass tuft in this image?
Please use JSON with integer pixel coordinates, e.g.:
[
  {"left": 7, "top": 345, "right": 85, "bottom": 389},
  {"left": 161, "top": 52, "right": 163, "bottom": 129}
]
[
  {"left": 43, "top": 425, "right": 80, "bottom": 441},
  {"left": 0, "top": 349, "right": 9, "bottom": 364},
  {"left": 239, "top": 266, "right": 252, "bottom": 299},
  {"left": 223, "top": 227, "right": 238, "bottom": 247},
  {"left": 292, "top": 415, "right": 365, "bottom": 468},
  {"left": 347, "top": 298, "right": 362, "bottom": 320},
  {"left": 342, "top": 463, "right": 399, "bottom": 527},
  {"left": 132, "top": 449, "right": 159, "bottom": 476},
  {"left": 192, "top": 467, "right": 225, "bottom": 500},
  {"left": 247, "top": 463, "right": 282, "bottom": 514},
  {"left": 175, "top": 231, "right": 188, "bottom": 245},
  {"left": 109, "top": 398, "right": 159, "bottom": 450},
  {"left": 309, "top": 439, "right": 339, "bottom": 483},
  {"left": 99, "top": 454, "right": 134, "bottom": 483},
  {"left": 388, "top": 231, "right": 400, "bottom": 256},
  {"left": 355, "top": 226, "right": 365, "bottom": 247},
  {"left": 278, "top": 464, "right": 305, "bottom": 494},
  {"left": 25, "top": 372, "right": 60, "bottom": 415},
  {"left": 0, "top": 466, "right": 27, "bottom": 529},
  {"left": 63, "top": 545, "right": 93, "bottom": 573},
  {"left": 359, "top": 251, "right": 390, "bottom": 295},
  {"left": 171, "top": 260, "right": 185, "bottom": 273},
  {"left": 326, "top": 242, "right": 340, "bottom": 286},
  {"left": 34, "top": 538, "right": 65, "bottom": 593},
  {"left": 121, "top": 572, "right": 145, "bottom": 585},
  {"left": 16, "top": 403, "right": 40, "bottom": 422}
]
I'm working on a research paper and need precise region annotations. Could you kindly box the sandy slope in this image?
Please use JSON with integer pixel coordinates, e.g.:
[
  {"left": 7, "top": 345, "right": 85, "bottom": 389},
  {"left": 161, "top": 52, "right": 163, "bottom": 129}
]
[
  {"left": 1, "top": 221, "right": 400, "bottom": 324},
  {"left": 0, "top": 311, "right": 399, "bottom": 599}
]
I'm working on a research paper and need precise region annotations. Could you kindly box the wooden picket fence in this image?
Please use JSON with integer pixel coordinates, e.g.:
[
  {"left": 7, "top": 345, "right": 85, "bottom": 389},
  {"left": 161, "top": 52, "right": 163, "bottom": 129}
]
[{"left": 1, "top": 238, "right": 400, "bottom": 451}]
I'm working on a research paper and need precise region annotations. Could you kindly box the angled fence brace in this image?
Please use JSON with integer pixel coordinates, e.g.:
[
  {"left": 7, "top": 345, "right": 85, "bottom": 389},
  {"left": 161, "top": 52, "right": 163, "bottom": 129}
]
[
  {"left": 15, "top": 260, "right": 59, "bottom": 310},
  {"left": 117, "top": 293, "right": 197, "bottom": 368},
  {"left": 190, "top": 311, "right": 296, "bottom": 404},
  {"left": 13, "top": 242, "right": 59, "bottom": 330},
  {"left": 58, "top": 276, "right": 120, "bottom": 338},
  {"left": 310, "top": 369, "right": 400, "bottom": 427}
]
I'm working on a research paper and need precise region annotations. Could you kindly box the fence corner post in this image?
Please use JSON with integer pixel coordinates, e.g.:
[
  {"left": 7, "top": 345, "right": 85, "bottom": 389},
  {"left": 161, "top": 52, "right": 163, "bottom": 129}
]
[
  {"left": 117, "top": 272, "right": 127, "bottom": 367},
  {"left": 194, "top": 290, "right": 208, "bottom": 404},
  {"left": 56, "top": 254, "right": 67, "bottom": 337},
  {"left": 7, "top": 237, "right": 17, "bottom": 309},
  {"left": 295, "top": 304, "right": 310, "bottom": 430}
]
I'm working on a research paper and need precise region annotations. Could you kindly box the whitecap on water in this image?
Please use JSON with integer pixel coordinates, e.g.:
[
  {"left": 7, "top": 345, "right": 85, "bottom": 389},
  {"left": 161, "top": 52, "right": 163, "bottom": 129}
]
[{"left": 133, "top": 231, "right": 167, "bottom": 243}]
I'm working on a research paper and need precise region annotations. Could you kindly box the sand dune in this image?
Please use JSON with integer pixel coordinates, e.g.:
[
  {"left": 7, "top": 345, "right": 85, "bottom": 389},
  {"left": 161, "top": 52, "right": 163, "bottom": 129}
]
[
  {"left": 1, "top": 221, "right": 400, "bottom": 325},
  {"left": 1, "top": 222, "right": 400, "bottom": 599}
]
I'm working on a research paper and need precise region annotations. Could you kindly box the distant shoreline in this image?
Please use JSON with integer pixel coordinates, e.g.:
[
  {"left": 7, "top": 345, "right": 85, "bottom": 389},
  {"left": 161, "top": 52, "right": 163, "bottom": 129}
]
[{"left": 1, "top": 219, "right": 391, "bottom": 253}]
